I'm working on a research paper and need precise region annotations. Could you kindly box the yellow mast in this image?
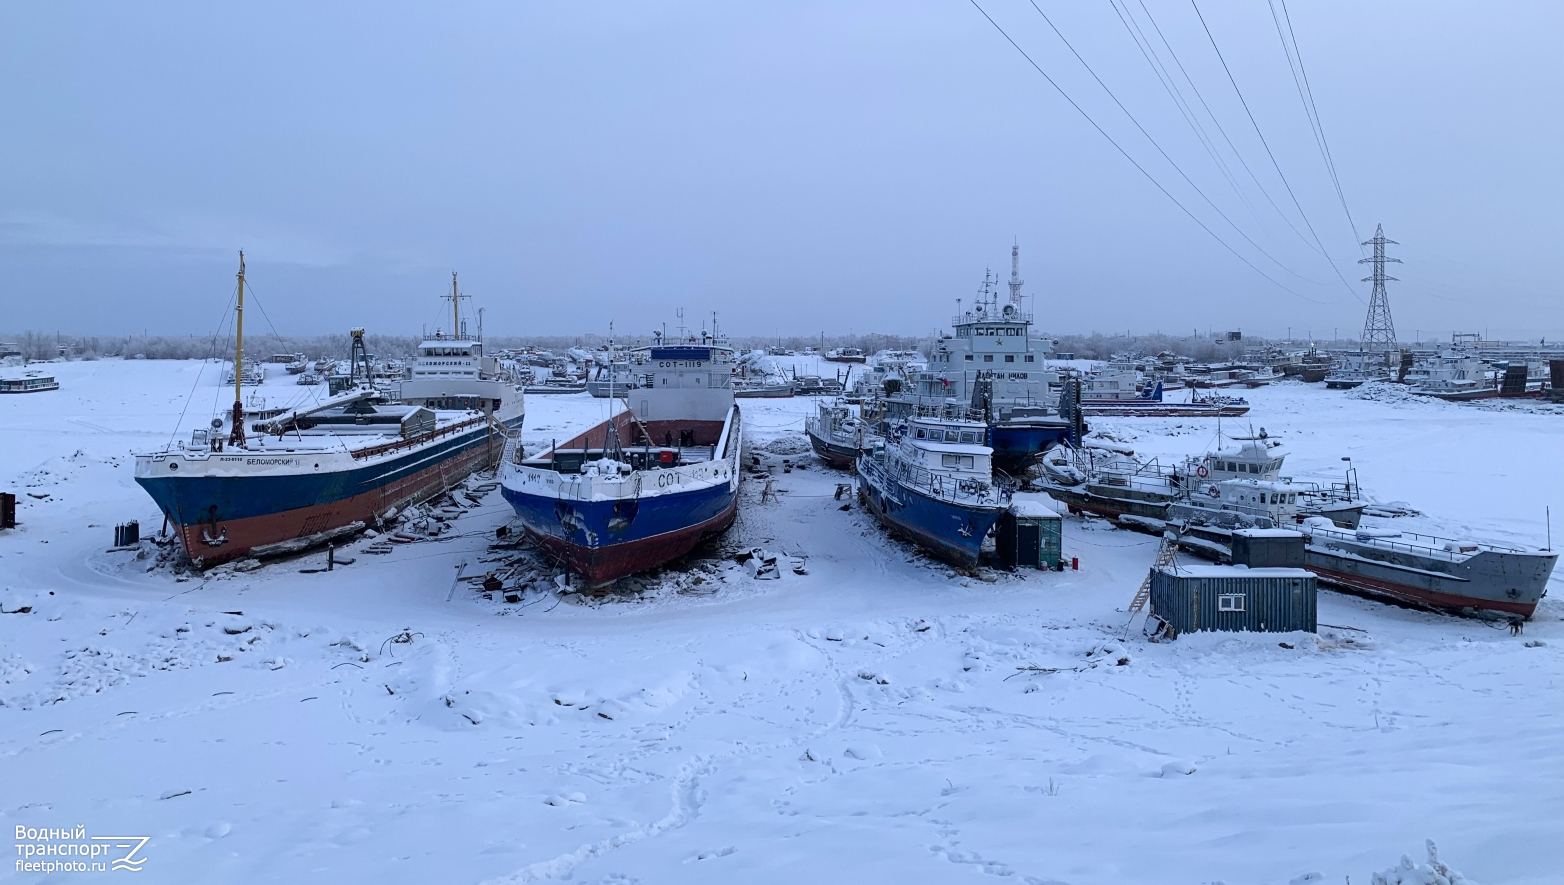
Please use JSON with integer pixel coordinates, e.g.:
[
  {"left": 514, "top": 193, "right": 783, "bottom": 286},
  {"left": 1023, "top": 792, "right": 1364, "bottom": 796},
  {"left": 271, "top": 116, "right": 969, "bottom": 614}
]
[{"left": 451, "top": 271, "right": 460, "bottom": 338}]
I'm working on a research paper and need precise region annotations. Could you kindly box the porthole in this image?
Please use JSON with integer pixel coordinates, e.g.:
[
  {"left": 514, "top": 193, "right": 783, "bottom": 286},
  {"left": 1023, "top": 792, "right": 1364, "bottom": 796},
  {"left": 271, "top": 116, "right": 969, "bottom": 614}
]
[{"left": 169, "top": 463, "right": 178, "bottom": 471}]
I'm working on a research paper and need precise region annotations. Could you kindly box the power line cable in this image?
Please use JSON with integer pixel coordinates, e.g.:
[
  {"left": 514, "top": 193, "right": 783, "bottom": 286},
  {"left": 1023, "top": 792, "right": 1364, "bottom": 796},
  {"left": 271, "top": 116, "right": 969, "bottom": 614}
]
[
  {"left": 968, "top": 0, "right": 1330, "bottom": 304},
  {"left": 1273, "top": 0, "right": 1363, "bottom": 250},
  {"left": 1189, "top": 0, "right": 1364, "bottom": 304},
  {"left": 1019, "top": 1, "right": 1331, "bottom": 289},
  {"left": 1126, "top": 0, "right": 1326, "bottom": 256},
  {"left": 1103, "top": 0, "right": 1266, "bottom": 236}
]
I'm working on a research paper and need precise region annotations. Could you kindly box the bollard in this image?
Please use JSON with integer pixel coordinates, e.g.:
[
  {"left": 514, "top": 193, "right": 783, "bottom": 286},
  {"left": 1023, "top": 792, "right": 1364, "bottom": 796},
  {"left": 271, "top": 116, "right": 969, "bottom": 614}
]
[{"left": 327, "top": 544, "right": 335, "bottom": 571}]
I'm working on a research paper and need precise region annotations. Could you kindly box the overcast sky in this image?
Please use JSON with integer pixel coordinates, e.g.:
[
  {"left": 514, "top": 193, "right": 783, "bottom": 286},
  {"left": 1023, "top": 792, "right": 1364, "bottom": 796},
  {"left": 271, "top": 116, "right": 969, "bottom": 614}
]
[{"left": 2, "top": 1, "right": 1559, "bottom": 341}]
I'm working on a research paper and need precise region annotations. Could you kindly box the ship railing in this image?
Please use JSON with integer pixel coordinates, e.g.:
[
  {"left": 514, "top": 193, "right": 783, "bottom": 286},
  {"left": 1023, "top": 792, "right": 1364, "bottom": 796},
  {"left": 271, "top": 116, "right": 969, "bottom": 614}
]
[
  {"left": 900, "top": 401, "right": 988, "bottom": 424},
  {"left": 884, "top": 455, "right": 1009, "bottom": 506},
  {"left": 349, "top": 413, "right": 489, "bottom": 461},
  {"left": 1290, "top": 479, "right": 1357, "bottom": 504},
  {"left": 950, "top": 310, "right": 1033, "bottom": 325},
  {"left": 714, "top": 404, "right": 741, "bottom": 461},
  {"left": 1307, "top": 525, "right": 1529, "bottom": 560}
]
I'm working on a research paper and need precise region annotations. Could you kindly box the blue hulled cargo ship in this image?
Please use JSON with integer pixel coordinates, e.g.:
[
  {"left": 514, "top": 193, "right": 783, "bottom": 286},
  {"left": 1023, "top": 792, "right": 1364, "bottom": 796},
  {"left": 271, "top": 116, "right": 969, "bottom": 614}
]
[
  {"left": 857, "top": 409, "right": 1011, "bottom": 567},
  {"left": 499, "top": 331, "right": 742, "bottom": 586}
]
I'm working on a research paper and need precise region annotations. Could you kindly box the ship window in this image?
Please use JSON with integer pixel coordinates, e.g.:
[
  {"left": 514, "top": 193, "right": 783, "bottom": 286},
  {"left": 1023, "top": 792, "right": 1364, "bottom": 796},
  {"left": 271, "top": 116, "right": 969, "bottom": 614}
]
[
  {"left": 1218, "top": 593, "right": 1246, "bottom": 612},
  {"left": 1025, "top": 355, "right": 1034, "bottom": 362},
  {"left": 1289, "top": 493, "right": 1296, "bottom": 504},
  {"left": 965, "top": 355, "right": 973, "bottom": 361},
  {"left": 1004, "top": 355, "right": 1014, "bottom": 363},
  {"left": 915, "top": 428, "right": 927, "bottom": 439},
  {"left": 960, "top": 431, "right": 976, "bottom": 443},
  {"left": 984, "top": 355, "right": 994, "bottom": 362}
]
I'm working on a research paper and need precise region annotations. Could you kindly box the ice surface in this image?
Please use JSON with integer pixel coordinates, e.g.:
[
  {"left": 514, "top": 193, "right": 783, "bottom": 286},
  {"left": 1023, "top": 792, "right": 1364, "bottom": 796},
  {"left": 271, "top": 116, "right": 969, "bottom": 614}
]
[{"left": 0, "top": 358, "right": 1560, "bottom": 883}]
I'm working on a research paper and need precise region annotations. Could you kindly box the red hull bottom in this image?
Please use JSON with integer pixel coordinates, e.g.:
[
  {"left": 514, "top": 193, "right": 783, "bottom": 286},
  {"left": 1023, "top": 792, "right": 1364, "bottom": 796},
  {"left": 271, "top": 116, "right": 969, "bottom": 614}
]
[
  {"left": 527, "top": 499, "right": 738, "bottom": 587},
  {"left": 178, "top": 438, "right": 498, "bottom": 567},
  {"left": 1307, "top": 565, "right": 1538, "bottom": 618}
]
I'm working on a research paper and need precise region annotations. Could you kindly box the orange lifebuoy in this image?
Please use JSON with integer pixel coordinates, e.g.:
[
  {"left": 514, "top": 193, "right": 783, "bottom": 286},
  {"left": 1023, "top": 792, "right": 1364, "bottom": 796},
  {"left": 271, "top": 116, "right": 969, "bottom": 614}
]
[{"left": 1195, "top": 465, "right": 1209, "bottom": 478}]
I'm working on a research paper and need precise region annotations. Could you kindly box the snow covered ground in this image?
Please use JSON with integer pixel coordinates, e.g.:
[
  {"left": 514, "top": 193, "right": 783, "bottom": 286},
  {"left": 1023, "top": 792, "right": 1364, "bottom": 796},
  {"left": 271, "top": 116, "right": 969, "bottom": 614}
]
[{"left": 2, "top": 358, "right": 1561, "bottom": 884}]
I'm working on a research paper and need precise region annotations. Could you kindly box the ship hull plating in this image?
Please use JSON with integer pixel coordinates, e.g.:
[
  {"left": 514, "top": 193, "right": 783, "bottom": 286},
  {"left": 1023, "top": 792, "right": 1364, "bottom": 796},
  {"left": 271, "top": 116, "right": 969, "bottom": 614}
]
[
  {"left": 987, "top": 421, "right": 1072, "bottom": 474},
  {"left": 858, "top": 465, "right": 1001, "bottom": 568},
  {"left": 807, "top": 429, "right": 860, "bottom": 468},
  {"left": 1302, "top": 544, "right": 1555, "bottom": 618},
  {"left": 499, "top": 407, "right": 742, "bottom": 586},
  {"left": 137, "top": 414, "right": 521, "bottom": 566},
  {"left": 506, "top": 486, "right": 739, "bottom": 586}
]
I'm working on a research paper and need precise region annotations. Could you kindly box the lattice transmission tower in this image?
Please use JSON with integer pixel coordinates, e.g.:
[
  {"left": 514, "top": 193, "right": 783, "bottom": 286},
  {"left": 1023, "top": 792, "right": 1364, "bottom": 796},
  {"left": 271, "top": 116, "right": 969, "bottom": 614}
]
[{"left": 1358, "top": 224, "right": 1400, "bottom": 356}]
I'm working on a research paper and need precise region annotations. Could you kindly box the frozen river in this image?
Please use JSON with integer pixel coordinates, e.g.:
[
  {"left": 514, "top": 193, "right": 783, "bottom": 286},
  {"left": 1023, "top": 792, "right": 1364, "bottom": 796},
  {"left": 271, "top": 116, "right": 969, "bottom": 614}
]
[{"left": 2, "top": 358, "right": 1560, "bottom": 883}]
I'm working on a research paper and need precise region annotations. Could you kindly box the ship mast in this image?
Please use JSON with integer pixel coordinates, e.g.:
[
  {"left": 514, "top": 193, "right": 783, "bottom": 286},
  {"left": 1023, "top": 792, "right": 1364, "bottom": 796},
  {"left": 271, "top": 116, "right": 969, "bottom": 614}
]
[
  {"left": 229, "top": 251, "right": 247, "bottom": 447},
  {"left": 1008, "top": 239, "right": 1024, "bottom": 305}
]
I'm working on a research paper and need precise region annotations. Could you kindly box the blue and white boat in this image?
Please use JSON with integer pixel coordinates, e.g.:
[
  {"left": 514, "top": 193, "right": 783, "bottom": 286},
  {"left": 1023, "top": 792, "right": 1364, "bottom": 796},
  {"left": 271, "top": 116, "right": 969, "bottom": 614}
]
[
  {"left": 882, "top": 253, "right": 1071, "bottom": 473},
  {"left": 857, "top": 409, "right": 1011, "bottom": 567},
  {"left": 136, "top": 264, "right": 524, "bottom": 567},
  {"left": 499, "top": 330, "right": 742, "bottom": 586}
]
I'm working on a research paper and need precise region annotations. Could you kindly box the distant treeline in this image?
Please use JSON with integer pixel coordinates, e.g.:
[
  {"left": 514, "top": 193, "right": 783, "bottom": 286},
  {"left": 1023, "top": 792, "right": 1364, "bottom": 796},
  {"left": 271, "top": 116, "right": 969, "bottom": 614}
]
[{"left": 4, "top": 329, "right": 1363, "bottom": 362}]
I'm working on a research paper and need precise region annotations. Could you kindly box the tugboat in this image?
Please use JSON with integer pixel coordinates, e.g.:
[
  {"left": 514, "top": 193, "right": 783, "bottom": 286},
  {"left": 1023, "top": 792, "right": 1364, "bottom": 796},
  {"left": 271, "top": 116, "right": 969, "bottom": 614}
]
[
  {"left": 135, "top": 259, "right": 524, "bottom": 566},
  {"left": 824, "top": 346, "right": 868, "bottom": 363},
  {"left": 499, "top": 327, "right": 741, "bottom": 586},
  {"left": 887, "top": 261, "right": 1068, "bottom": 473},
  {"left": 857, "top": 407, "right": 1011, "bottom": 567},
  {"left": 1041, "top": 430, "right": 1364, "bottom": 528},
  {"left": 806, "top": 399, "right": 869, "bottom": 468}
]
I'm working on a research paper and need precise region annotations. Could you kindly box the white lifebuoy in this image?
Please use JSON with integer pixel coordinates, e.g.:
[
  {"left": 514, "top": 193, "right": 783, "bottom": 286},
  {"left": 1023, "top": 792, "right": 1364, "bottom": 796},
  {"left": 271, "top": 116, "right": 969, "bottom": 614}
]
[
  {"left": 1195, "top": 465, "right": 1209, "bottom": 478},
  {"left": 1207, "top": 486, "right": 1220, "bottom": 498}
]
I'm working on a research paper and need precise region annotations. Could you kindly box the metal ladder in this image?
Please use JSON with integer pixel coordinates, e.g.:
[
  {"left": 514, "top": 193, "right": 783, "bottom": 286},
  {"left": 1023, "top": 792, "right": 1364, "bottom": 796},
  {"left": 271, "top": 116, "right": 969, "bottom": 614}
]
[{"left": 1127, "top": 533, "right": 1180, "bottom": 614}]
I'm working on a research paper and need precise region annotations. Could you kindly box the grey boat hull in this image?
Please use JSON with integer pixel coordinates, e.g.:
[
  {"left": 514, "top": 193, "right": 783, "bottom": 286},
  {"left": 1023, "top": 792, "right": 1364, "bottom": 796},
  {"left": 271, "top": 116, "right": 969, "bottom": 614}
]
[
  {"left": 1044, "top": 483, "right": 1364, "bottom": 529},
  {"left": 1107, "top": 513, "right": 1558, "bottom": 618},
  {"left": 1302, "top": 533, "right": 1556, "bottom": 618}
]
